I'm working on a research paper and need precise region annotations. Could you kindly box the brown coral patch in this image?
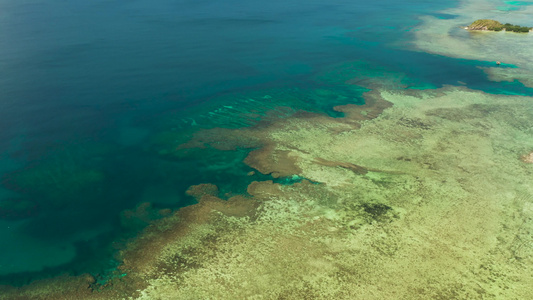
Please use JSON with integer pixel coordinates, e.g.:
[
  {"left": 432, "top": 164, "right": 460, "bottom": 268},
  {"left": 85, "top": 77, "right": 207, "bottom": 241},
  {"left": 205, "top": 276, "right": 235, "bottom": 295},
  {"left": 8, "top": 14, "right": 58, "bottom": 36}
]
[
  {"left": 247, "top": 180, "right": 283, "bottom": 199},
  {"left": 120, "top": 202, "right": 172, "bottom": 230},
  {"left": 185, "top": 183, "right": 219, "bottom": 200},
  {"left": 178, "top": 127, "right": 260, "bottom": 151},
  {"left": 521, "top": 152, "right": 533, "bottom": 163},
  {"left": 118, "top": 194, "right": 258, "bottom": 274},
  {"left": 313, "top": 157, "right": 370, "bottom": 175},
  {"left": 221, "top": 195, "right": 258, "bottom": 218},
  {"left": 0, "top": 273, "right": 96, "bottom": 300},
  {"left": 244, "top": 144, "right": 302, "bottom": 178}
]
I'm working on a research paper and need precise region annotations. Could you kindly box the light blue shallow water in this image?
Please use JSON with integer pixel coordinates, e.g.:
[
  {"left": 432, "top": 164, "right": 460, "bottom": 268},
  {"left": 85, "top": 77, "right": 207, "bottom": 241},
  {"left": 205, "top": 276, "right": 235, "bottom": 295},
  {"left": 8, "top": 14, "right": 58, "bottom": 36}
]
[{"left": 0, "top": 0, "right": 531, "bottom": 285}]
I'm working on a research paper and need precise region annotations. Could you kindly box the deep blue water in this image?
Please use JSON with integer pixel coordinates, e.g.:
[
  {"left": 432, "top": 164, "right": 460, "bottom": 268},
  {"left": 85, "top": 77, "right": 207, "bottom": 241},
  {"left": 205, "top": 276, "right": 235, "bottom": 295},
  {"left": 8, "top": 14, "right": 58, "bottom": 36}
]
[{"left": 1, "top": 0, "right": 531, "bottom": 285}]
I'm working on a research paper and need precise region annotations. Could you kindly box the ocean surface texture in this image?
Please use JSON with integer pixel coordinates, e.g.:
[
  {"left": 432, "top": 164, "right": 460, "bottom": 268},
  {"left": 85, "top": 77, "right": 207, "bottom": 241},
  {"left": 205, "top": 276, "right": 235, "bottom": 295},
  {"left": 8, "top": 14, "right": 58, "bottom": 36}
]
[{"left": 1, "top": 0, "right": 533, "bottom": 298}]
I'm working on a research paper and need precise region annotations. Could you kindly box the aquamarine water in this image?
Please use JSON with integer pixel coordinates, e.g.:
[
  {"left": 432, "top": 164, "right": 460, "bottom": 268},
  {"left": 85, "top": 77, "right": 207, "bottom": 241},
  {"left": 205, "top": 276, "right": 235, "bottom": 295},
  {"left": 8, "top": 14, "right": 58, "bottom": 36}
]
[{"left": 1, "top": 0, "right": 531, "bottom": 285}]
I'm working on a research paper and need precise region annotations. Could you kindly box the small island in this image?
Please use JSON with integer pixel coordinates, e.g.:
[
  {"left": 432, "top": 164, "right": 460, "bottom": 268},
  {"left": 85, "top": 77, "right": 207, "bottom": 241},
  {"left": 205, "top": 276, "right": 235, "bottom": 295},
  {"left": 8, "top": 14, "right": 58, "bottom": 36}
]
[{"left": 467, "top": 19, "right": 532, "bottom": 33}]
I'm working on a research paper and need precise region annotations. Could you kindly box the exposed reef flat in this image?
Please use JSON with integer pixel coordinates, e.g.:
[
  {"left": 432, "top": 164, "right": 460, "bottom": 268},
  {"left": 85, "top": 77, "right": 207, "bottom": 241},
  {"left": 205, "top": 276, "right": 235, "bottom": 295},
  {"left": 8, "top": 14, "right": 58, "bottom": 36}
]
[{"left": 3, "top": 82, "right": 533, "bottom": 299}]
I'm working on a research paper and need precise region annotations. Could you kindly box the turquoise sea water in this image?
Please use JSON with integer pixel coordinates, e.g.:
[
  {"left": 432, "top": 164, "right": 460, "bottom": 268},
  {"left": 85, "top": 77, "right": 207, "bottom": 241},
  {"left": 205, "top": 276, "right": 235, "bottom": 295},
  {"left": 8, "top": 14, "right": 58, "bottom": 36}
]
[
  {"left": 0, "top": 0, "right": 531, "bottom": 285},
  {"left": 498, "top": 0, "right": 533, "bottom": 10}
]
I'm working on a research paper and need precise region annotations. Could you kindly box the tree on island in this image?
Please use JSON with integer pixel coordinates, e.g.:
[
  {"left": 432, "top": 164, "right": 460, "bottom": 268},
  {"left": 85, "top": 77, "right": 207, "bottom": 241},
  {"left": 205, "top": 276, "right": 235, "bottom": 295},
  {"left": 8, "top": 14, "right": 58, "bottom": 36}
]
[{"left": 468, "top": 19, "right": 531, "bottom": 33}]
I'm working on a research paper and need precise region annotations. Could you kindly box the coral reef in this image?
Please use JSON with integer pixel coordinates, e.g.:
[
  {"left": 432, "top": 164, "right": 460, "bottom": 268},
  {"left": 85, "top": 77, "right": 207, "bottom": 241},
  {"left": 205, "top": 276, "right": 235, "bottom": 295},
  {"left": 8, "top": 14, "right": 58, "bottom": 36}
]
[
  {"left": 119, "top": 202, "right": 172, "bottom": 231},
  {"left": 128, "top": 86, "right": 533, "bottom": 299},
  {"left": 3, "top": 83, "right": 533, "bottom": 299}
]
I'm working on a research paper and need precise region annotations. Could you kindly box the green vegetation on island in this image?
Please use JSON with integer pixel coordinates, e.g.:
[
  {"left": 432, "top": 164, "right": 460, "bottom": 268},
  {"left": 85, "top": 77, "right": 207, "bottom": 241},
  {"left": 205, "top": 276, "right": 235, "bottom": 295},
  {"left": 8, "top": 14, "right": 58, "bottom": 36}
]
[{"left": 468, "top": 19, "right": 532, "bottom": 33}]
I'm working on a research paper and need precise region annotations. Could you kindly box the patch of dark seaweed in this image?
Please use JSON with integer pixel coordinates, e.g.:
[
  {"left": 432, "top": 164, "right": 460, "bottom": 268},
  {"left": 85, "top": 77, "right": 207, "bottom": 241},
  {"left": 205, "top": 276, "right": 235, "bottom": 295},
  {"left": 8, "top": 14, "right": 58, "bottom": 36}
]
[
  {"left": 398, "top": 117, "right": 432, "bottom": 130},
  {"left": 359, "top": 203, "right": 397, "bottom": 223}
]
